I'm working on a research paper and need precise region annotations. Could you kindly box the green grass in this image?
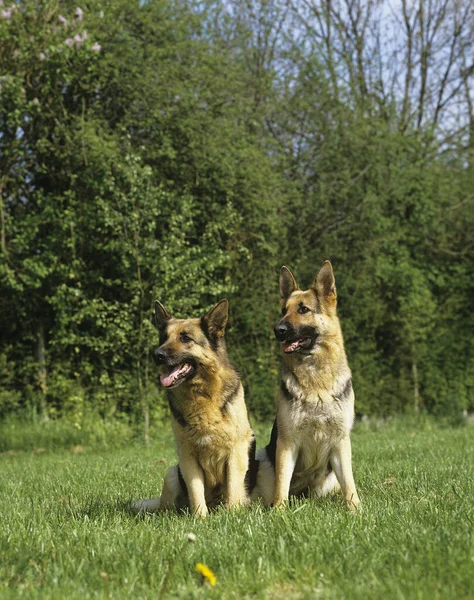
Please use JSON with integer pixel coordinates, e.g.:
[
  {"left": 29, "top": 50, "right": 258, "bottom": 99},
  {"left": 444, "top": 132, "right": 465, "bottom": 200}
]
[
  {"left": 0, "top": 412, "right": 136, "bottom": 453},
  {"left": 1, "top": 420, "right": 473, "bottom": 599}
]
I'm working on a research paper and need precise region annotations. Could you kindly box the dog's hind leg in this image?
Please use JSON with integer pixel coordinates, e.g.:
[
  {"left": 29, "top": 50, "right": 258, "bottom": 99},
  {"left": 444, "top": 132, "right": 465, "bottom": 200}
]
[
  {"left": 251, "top": 448, "right": 275, "bottom": 507},
  {"left": 311, "top": 470, "right": 341, "bottom": 498},
  {"left": 133, "top": 496, "right": 162, "bottom": 513},
  {"left": 133, "top": 465, "right": 185, "bottom": 513}
]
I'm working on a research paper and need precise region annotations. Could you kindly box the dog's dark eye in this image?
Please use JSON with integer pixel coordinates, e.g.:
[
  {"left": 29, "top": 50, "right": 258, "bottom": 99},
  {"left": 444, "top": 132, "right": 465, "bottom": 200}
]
[
  {"left": 180, "top": 332, "right": 192, "bottom": 343},
  {"left": 281, "top": 306, "right": 287, "bottom": 316},
  {"left": 298, "top": 305, "right": 310, "bottom": 314}
]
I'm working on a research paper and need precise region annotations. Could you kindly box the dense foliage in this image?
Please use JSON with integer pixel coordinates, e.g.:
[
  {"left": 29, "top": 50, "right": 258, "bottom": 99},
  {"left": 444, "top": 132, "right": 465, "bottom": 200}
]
[{"left": 1, "top": 0, "right": 473, "bottom": 432}]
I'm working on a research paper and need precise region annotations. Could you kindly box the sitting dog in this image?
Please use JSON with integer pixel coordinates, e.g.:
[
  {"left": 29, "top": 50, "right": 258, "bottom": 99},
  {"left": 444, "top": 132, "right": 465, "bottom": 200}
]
[
  {"left": 255, "top": 261, "right": 361, "bottom": 510},
  {"left": 135, "top": 300, "right": 258, "bottom": 517}
]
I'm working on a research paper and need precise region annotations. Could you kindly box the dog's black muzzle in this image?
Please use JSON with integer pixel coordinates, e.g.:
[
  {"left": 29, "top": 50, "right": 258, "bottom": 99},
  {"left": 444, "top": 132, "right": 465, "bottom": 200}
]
[
  {"left": 153, "top": 347, "right": 169, "bottom": 365},
  {"left": 274, "top": 320, "right": 294, "bottom": 341},
  {"left": 153, "top": 347, "right": 198, "bottom": 371},
  {"left": 274, "top": 321, "right": 319, "bottom": 354}
]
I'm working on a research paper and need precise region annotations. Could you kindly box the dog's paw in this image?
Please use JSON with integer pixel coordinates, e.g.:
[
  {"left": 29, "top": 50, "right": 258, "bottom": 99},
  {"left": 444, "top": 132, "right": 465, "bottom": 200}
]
[
  {"left": 346, "top": 495, "right": 362, "bottom": 512},
  {"left": 132, "top": 498, "right": 161, "bottom": 514},
  {"left": 192, "top": 504, "right": 209, "bottom": 518},
  {"left": 226, "top": 496, "right": 251, "bottom": 511},
  {"left": 272, "top": 498, "right": 289, "bottom": 510}
]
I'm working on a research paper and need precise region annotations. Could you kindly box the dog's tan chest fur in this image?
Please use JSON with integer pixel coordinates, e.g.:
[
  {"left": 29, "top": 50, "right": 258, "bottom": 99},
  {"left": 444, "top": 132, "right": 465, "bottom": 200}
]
[
  {"left": 278, "top": 377, "right": 352, "bottom": 479},
  {"left": 173, "top": 386, "right": 252, "bottom": 498}
]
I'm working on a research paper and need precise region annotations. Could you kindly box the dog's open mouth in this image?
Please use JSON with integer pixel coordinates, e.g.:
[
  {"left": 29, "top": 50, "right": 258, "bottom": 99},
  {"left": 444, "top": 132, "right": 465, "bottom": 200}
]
[
  {"left": 282, "top": 337, "right": 314, "bottom": 354},
  {"left": 160, "top": 363, "right": 195, "bottom": 388}
]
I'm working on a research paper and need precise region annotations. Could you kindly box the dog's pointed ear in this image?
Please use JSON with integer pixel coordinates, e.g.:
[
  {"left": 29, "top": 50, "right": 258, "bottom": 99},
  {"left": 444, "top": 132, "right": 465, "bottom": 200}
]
[
  {"left": 202, "top": 299, "right": 229, "bottom": 339},
  {"left": 312, "top": 261, "right": 337, "bottom": 309},
  {"left": 154, "top": 301, "right": 171, "bottom": 331},
  {"left": 280, "top": 266, "right": 299, "bottom": 306}
]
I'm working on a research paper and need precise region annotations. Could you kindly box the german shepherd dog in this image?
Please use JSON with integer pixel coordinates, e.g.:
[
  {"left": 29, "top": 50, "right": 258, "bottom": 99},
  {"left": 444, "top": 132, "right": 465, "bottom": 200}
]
[
  {"left": 135, "top": 300, "right": 257, "bottom": 517},
  {"left": 256, "top": 261, "right": 360, "bottom": 510}
]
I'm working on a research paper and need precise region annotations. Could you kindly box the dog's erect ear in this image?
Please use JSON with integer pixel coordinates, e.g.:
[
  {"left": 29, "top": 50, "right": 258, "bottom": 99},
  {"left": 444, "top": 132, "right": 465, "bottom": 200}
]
[
  {"left": 202, "top": 299, "right": 229, "bottom": 340},
  {"left": 280, "top": 266, "right": 299, "bottom": 306},
  {"left": 312, "top": 261, "right": 337, "bottom": 309},
  {"left": 154, "top": 301, "right": 171, "bottom": 332}
]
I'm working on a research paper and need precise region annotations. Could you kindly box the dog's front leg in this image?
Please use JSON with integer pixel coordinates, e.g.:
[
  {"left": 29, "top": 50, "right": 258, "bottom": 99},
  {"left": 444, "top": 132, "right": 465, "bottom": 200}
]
[
  {"left": 178, "top": 449, "right": 208, "bottom": 517},
  {"left": 330, "top": 436, "right": 361, "bottom": 510},
  {"left": 226, "top": 441, "right": 250, "bottom": 509},
  {"left": 273, "top": 437, "right": 298, "bottom": 507}
]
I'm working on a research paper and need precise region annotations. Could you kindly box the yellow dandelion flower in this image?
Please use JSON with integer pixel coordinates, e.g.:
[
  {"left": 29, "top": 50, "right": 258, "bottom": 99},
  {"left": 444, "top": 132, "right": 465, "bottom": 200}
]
[{"left": 195, "top": 563, "right": 216, "bottom": 586}]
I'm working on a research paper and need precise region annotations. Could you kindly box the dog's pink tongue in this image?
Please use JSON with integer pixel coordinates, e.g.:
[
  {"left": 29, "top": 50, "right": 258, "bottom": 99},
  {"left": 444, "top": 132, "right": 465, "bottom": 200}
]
[
  {"left": 284, "top": 340, "right": 300, "bottom": 353},
  {"left": 160, "top": 365, "right": 183, "bottom": 387}
]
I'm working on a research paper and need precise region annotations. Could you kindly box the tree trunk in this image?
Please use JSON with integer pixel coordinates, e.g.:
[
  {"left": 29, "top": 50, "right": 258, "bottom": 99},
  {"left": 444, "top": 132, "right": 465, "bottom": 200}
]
[
  {"left": 412, "top": 360, "right": 420, "bottom": 413},
  {"left": 35, "top": 321, "right": 49, "bottom": 420},
  {"left": 143, "top": 401, "right": 150, "bottom": 445},
  {"left": 137, "top": 359, "right": 150, "bottom": 445}
]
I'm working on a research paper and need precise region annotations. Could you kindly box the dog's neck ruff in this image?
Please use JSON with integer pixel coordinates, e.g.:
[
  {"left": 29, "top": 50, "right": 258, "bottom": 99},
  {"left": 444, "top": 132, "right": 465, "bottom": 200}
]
[
  {"left": 170, "top": 364, "right": 241, "bottom": 423},
  {"left": 281, "top": 350, "right": 351, "bottom": 402}
]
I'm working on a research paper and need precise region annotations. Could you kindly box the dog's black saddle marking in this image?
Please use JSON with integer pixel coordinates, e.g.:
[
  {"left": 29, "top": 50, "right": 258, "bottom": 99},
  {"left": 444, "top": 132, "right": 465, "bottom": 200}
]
[
  {"left": 178, "top": 465, "right": 188, "bottom": 497},
  {"left": 168, "top": 393, "right": 188, "bottom": 427},
  {"left": 245, "top": 434, "right": 259, "bottom": 494},
  {"left": 336, "top": 378, "right": 352, "bottom": 402},
  {"left": 220, "top": 377, "right": 241, "bottom": 416},
  {"left": 265, "top": 418, "right": 279, "bottom": 469},
  {"left": 280, "top": 379, "right": 293, "bottom": 401}
]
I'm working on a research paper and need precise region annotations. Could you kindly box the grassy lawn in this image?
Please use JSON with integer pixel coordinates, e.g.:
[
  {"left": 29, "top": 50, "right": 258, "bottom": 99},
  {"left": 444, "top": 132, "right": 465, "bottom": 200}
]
[{"left": 0, "top": 419, "right": 473, "bottom": 599}]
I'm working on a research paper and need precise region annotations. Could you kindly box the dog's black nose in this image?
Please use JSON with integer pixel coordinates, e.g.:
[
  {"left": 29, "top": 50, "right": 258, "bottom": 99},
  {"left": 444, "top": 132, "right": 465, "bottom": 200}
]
[
  {"left": 153, "top": 348, "right": 168, "bottom": 364},
  {"left": 274, "top": 322, "right": 289, "bottom": 340}
]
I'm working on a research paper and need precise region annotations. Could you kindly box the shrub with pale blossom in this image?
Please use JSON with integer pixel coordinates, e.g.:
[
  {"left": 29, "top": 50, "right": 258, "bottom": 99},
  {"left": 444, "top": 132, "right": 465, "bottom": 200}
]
[{"left": 1, "top": 3, "right": 101, "bottom": 57}]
